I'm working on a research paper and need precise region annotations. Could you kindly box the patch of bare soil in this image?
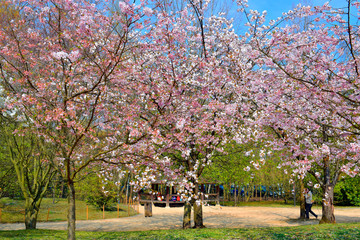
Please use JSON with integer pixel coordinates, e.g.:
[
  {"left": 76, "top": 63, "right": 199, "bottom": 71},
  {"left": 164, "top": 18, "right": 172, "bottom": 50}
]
[{"left": 1, "top": 205, "right": 360, "bottom": 231}]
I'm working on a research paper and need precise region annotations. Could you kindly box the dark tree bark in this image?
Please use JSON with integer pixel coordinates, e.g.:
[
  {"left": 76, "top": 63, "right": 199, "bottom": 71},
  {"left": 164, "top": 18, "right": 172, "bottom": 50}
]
[
  {"left": 24, "top": 200, "right": 40, "bottom": 229},
  {"left": 319, "top": 155, "right": 336, "bottom": 223},
  {"left": 193, "top": 183, "right": 205, "bottom": 228},
  {"left": 67, "top": 180, "right": 76, "bottom": 240},
  {"left": 183, "top": 202, "right": 191, "bottom": 229},
  {"left": 315, "top": 126, "right": 335, "bottom": 224},
  {"left": 193, "top": 201, "right": 205, "bottom": 228},
  {"left": 320, "top": 184, "right": 335, "bottom": 223},
  {"left": 299, "top": 179, "right": 306, "bottom": 219},
  {"left": 181, "top": 183, "right": 204, "bottom": 229}
]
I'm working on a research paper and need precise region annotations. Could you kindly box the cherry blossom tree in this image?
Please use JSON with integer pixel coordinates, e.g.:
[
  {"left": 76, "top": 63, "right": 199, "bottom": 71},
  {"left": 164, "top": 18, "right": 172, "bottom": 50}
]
[
  {"left": 238, "top": 0, "right": 360, "bottom": 223},
  {"left": 122, "top": 0, "right": 256, "bottom": 228},
  {"left": 0, "top": 0, "right": 157, "bottom": 238}
]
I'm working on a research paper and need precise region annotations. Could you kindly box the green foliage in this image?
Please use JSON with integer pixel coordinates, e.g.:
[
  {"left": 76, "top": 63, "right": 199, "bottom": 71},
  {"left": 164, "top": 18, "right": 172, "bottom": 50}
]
[
  {"left": 202, "top": 141, "right": 291, "bottom": 196},
  {"left": 1, "top": 223, "right": 360, "bottom": 239},
  {"left": 0, "top": 120, "right": 17, "bottom": 199},
  {"left": 75, "top": 173, "right": 118, "bottom": 210},
  {"left": 0, "top": 124, "right": 22, "bottom": 199},
  {"left": 334, "top": 176, "right": 360, "bottom": 206},
  {"left": 0, "top": 160, "right": 22, "bottom": 199},
  {"left": 202, "top": 141, "right": 255, "bottom": 185}
]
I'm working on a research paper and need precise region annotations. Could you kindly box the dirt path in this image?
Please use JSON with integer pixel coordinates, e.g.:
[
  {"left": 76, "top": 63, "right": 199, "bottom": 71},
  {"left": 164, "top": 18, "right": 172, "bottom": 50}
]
[{"left": 1, "top": 205, "right": 360, "bottom": 232}]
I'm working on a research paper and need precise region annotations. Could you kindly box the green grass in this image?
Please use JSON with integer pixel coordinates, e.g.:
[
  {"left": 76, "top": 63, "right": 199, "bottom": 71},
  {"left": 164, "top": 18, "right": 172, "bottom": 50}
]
[
  {"left": 0, "top": 223, "right": 360, "bottom": 239},
  {"left": 0, "top": 198, "right": 138, "bottom": 223}
]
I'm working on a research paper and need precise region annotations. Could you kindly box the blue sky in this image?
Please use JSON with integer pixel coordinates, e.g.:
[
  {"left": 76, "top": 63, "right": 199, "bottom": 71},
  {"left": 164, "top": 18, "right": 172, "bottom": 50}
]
[
  {"left": 246, "top": 0, "right": 345, "bottom": 21},
  {"left": 225, "top": 0, "right": 349, "bottom": 32}
]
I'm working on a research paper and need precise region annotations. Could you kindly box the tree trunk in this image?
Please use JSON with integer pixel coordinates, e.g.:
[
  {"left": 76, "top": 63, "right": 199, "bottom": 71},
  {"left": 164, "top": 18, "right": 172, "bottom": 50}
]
[
  {"left": 265, "top": 185, "right": 268, "bottom": 200},
  {"left": 259, "top": 183, "right": 262, "bottom": 201},
  {"left": 53, "top": 185, "right": 56, "bottom": 204},
  {"left": 59, "top": 175, "right": 66, "bottom": 198},
  {"left": 320, "top": 154, "right": 336, "bottom": 224},
  {"left": 255, "top": 185, "right": 258, "bottom": 200},
  {"left": 24, "top": 200, "right": 40, "bottom": 229},
  {"left": 144, "top": 202, "right": 152, "bottom": 217},
  {"left": 193, "top": 183, "right": 205, "bottom": 228},
  {"left": 193, "top": 201, "right": 205, "bottom": 228},
  {"left": 228, "top": 184, "right": 231, "bottom": 201},
  {"left": 245, "top": 185, "right": 250, "bottom": 202},
  {"left": 320, "top": 184, "right": 335, "bottom": 224},
  {"left": 299, "top": 179, "right": 306, "bottom": 219},
  {"left": 183, "top": 201, "right": 191, "bottom": 229},
  {"left": 234, "top": 185, "right": 237, "bottom": 206},
  {"left": 67, "top": 180, "right": 76, "bottom": 240}
]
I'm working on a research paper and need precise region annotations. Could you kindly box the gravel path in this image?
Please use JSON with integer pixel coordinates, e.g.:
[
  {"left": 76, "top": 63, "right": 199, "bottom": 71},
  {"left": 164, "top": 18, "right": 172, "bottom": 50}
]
[{"left": 1, "top": 205, "right": 360, "bottom": 231}]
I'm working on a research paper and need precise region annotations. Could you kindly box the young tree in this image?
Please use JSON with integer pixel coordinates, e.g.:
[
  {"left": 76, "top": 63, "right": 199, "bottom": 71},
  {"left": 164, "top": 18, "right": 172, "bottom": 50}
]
[{"left": 0, "top": 113, "right": 56, "bottom": 229}]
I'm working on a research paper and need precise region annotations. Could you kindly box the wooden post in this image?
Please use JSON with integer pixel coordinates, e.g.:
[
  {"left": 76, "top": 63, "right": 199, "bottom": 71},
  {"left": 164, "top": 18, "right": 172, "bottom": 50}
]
[
  {"left": 216, "top": 185, "right": 220, "bottom": 206},
  {"left": 103, "top": 205, "right": 105, "bottom": 219},
  {"left": 47, "top": 208, "right": 50, "bottom": 222},
  {"left": 166, "top": 194, "right": 170, "bottom": 208},
  {"left": 0, "top": 208, "right": 2, "bottom": 223},
  {"left": 117, "top": 204, "right": 119, "bottom": 218},
  {"left": 86, "top": 205, "right": 89, "bottom": 220}
]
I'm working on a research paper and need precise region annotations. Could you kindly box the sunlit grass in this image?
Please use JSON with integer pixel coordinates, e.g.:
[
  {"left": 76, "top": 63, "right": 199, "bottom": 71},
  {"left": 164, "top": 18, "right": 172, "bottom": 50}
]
[
  {"left": 0, "top": 197, "right": 138, "bottom": 223},
  {"left": 1, "top": 223, "right": 360, "bottom": 239}
]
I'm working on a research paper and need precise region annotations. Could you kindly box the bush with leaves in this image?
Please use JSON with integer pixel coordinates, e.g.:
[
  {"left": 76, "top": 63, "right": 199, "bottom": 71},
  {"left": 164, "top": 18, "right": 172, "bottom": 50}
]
[
  {"left": 334, "top": 177, "right": 360, "bottom": 206},
  {"left": 76, "top": 174, "right": 118, "bottom": 211}
]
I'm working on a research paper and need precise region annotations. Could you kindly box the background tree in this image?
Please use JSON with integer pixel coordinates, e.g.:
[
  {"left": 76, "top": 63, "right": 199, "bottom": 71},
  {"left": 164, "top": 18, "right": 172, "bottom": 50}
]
[
  {"left": 237, "top": 0, "right": 360, "bottom": 223},
  {"left": 0, "top": 113, "right": 56, "bottom": 229}
]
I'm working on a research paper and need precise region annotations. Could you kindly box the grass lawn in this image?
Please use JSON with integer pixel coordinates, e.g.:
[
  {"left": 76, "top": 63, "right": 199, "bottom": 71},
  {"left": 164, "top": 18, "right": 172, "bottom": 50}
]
[
  {"left": 0, "top": 197, "right": 138, "bottom": 223},
  {"left": 0, "top": 223, "right": 360, "bottom": 239}
]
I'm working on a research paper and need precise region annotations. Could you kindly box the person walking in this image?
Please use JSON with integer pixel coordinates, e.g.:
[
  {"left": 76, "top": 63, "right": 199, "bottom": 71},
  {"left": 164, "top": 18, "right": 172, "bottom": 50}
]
[{"left": 304, "top": 188, "right": 318, "bottom": 220}]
